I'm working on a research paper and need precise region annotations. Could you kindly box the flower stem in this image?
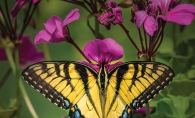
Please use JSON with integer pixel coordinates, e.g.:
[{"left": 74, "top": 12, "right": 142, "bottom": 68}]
[
  {"left": 137, "top": 28, "right": 144, "bottom": 51},
  {"left": 42, "top": 43, "right": 51, "bottom": 61},
  {"left": 0, "top": 97, "right": 7, "bottom": 109},
  {"left": 70, "top": 40, "right": 91, "bottom": 63},
  {"left": 5, "top": 46, "right": 21, "bottom": 118},
  {"left": 0, "top": 68, "right": 11, "bottom": 90},
  {"left": 14, "top": 47, "right": 21, "bottom": 118},
  {"left": 19, "top": 80, "right": 38, "bottom": 118},
  {"left": 146, "top": 103, "right": 150, "bottom": 118},
  {"left": 5, "top": 46, "right": 15, "bottom": 73},
  {"left": 119, "top": 24, "right": 141, "bottom": 52}
]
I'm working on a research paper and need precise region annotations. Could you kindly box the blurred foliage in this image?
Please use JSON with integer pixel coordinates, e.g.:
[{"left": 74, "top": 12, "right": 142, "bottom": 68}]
[
  {"left": 0, "top": 0, "right": 195, "bottom": 118},
  {"left": 152, "top": 95, "right": 195, "bottom": 118}
]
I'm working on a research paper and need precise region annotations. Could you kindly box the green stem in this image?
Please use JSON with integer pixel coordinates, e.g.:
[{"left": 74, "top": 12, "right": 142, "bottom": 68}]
[
  {"left": 0, "top": 68, "right": 11, "bottom": 90},
  {"left": 70, "top": 40, "right": 91, "bottom": 63},
  {"left": 0, "top": 97, "right": 7, "bottom": 109},
  {"left": 5, "top": 46, "right": 21, "bottom": 118},
  {"left": 14, "top": 47, "right": 21, "bottom": 118},
  {"left": 146, "top": 103, "right": 150, "bottom": 118},
  {"left": 42, "top": 43, "right": 51, "bottom": 61},
  {"left": 19, "top": 80, "right": 38, "bottom": 118},
  {"left": 5, "top": 47, "right": 16, "bottom": 73}
]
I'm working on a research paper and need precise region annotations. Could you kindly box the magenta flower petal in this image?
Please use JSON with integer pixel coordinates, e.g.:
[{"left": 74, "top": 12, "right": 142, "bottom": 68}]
[
  {"left": 134, "top": 11, "right": 148, "bottom": 28},
  {"left": 108, "top": 61, "right": 123, "bottom": 71},
  {"left": 98, "top": 0, "right": 123, "bottom": 29},
  {"left": 11, "top": 0, "right": 39, "bottom": 20},
  {"left": 158, "top": 4, "right": 195, "bottom": 25},
  {"left": 97, "top": 12, "right": 112, "bottom": 30},
  {"left": 0, "top": 48, "right": 7, "bottom": 60},
  {"left": 19, "top": 36, "right": 44, "bottom": 66},
  {"left": 11, "top": 0, "right": 25, "bottom": 20},
  {"left": 50, "top": 20, "right": 65, "bottom": 42},
  {"left": 144, "top": 16, "right": 158, "bottom": 36},
  {"left": 34, "top": 30, "right": 51, "bottom": 44},
  {"left": 112, "top": 7, "right": 123, "bottom": 24},
  {"left": 0, "top": 35, "right": 44, "bottom": 67},
  {"left": 63, "top": 8, "right": 80, "bottom": 26},
  {"left": 84, "top": 39, "right": 108, "bottom": 63},
  {"left": 102, "top": 38, "right": 124, "bottom": 62},
  {"left": 150, "top": 0, "right": 171, "bottom": 12},
  {"left": 82, "top": 38, "right": 124, "bottom": 71},
  {"left": 78, "top": 61, "right": 100, "bottom": 72},
  {"left": 44, "top": 16, "right": 63, "bottom": 34},
  {"left": 134, "top": 106, "right": 154, "bottom": 116},
  {"left": 34, "top": 9, "right": 80, "bottom": 44}
]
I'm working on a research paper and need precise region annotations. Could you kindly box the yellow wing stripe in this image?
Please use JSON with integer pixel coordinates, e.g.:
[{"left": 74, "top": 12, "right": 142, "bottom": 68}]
[
  {"left": 22, "top": 61, "right": 99, "bottom": 111},
  {"left": 108, "top": 62, "right": 174, "bottom": 111}
]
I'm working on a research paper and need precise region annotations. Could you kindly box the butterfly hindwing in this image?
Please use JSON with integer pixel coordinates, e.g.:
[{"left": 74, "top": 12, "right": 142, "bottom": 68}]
[
  {"left": 22, "top": 61, "right": 102, "bottom": 117},
  {"left": 107, "top": 61, "right": 174, "bottom": 112}
]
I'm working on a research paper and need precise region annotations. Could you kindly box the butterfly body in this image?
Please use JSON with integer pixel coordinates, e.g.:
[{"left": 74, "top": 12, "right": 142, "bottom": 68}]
[{"left": 22, "top": 61, "right": 174, "bottom": 118}]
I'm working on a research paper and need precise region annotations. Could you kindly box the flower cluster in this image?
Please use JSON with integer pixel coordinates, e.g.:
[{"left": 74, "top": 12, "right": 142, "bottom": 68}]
[
  {"left": 133, "top": 0, "right": 195, "bottom": 36},
  {"left": 98, "top": 0, "right": 123, "bottom": 30}
]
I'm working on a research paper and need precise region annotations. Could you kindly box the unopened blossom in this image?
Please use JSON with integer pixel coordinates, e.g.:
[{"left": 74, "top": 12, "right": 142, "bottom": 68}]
[
  {"left": 98, "top": 0, "right": 123, "bottom": 30},
  {"left": 80, "top": 38, "right": 124, "bottom": 72},
  {"left": 11, "top": 0, "right": 39, "bottom": 20},
  {"left": 34, "top": 8, "right": 80, "bottom": 44},
  {"left": 150, "top": 0, "right": 195, "bottom": 25},
  {"left": 0, "top": 35, "right": 44, "bottom": 67}
]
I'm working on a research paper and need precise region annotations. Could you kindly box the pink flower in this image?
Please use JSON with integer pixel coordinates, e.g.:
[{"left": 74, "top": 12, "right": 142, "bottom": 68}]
[
  {"left": 34, "top": 8, "right": 80, "bottom": 44},
  {"left": 11, "top": 0, "right": 39, "bottom": 20},
  {"left": 98, "top": 0, "right": 123, "bottom": 30},
  {"left": 150, "top": 0, "right": 195, "bottom": 25},
  {"left": 134, "top": 10, "right": 158, "bottom": 36},
  {"left": 134, "top": 3, "right": 158, "bottom": 36},
  {"left": 80, "top": 38, "right": 124, "bottom": 72},
  {"left": 0, "top": 35, "right": 44, "bottom": 67}
]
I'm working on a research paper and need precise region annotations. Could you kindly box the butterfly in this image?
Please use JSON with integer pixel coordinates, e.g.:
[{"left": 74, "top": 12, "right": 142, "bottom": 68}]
[{"left": 22, "top": 61, "right": 174, "bottom": 118}]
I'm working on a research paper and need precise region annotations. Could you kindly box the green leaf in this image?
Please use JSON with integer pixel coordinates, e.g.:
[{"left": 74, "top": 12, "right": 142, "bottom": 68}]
[
  {"left": 186, "top": 66, "right": 195, "bottom": 80},
  {"left": 133, "top": 113, "right": 145, "bottom": 118},
  {"left": 167, "top": 80, "right": 195, "bottom": 96},
  {"left": 156, "top": 52, "right": 174, "bottom": 65},
  {"left": 169, "top": 39, "right": 195, "bottom": 74},
  {"left": 171, "top": 55, "right": 195, "bottom": 74},
  {"left": 157, "top": 95, "right": 195, "bottom": 118}
]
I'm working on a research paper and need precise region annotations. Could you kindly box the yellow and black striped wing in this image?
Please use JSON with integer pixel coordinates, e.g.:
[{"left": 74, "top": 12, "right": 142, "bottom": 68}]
[
  {"left": 22, "top": 61, "right": 102, "bottom": 117},
  {"left": 105, "top": 61, "right": 174, "bottom": 117}
]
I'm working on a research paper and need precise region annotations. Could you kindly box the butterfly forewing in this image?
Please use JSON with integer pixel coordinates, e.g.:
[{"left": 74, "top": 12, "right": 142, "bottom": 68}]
[
  {"left": 107, "top": 62, "right": 174, "bottom": 111},
  {"left": 22, "top": 61, "right": 100, "bottom": 111}
]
